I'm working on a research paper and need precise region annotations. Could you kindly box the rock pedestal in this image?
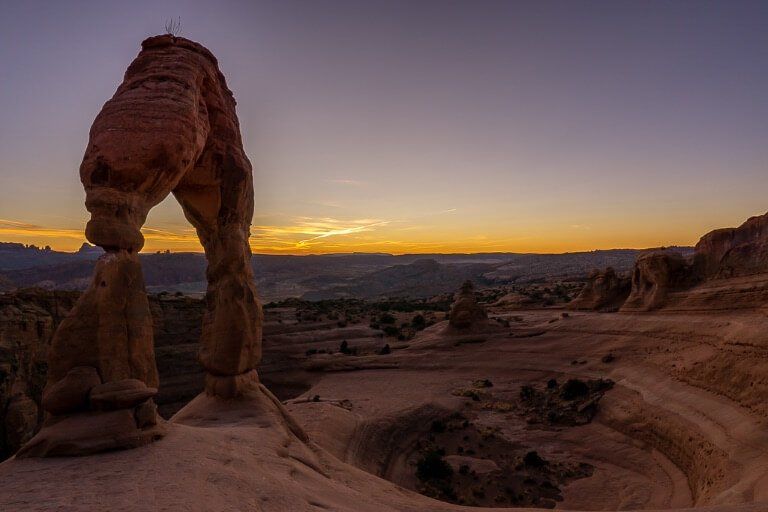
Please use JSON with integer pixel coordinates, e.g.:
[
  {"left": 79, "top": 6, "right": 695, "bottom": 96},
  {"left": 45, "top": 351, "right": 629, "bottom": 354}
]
[
  {"left": 19, "top": 35, "right": 262, "bottom": 457},
  {"left": 448, "top": 281, "right": 488, "bottom": 331}
]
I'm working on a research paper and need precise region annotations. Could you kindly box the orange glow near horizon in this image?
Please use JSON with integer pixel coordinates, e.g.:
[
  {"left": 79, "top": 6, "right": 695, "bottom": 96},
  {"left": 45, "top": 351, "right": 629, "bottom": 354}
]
[
  {"left": 0, "top": 213, "right": 730, "bottom": 256},
  {"left": 2, "top": 3, "right": 767, "bottom": 260}
]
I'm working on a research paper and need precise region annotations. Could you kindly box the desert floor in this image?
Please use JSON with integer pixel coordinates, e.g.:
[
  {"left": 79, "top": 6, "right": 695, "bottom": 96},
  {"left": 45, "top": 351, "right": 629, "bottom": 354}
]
[{"left": 2, "top": 309, "right": 768, "bottom": 511}]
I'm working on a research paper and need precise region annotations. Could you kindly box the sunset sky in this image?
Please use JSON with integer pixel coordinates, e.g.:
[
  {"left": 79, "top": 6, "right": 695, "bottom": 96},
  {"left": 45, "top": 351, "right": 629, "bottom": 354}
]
[{"left": 1, "top": 0, "right": 766, "bottom": 254}]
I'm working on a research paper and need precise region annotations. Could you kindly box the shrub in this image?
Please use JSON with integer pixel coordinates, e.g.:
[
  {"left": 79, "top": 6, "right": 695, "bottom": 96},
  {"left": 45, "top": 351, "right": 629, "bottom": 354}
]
[
  {"left": 523, "top": 450, "right": 546, "bottom": 467},
  {"left": 416, "top": 449, "right": 453, "bottom": 482},
  {"left": 430, "top": 420, "right": 446, "bottom": 433},
  {"left": 519, "top": 385, "right": 535, "bottom": 401},
  {"left": 383, "top": 326, "right": 399, "bottom": 337},
  {"left": 379, "top": 313, "right": 396, "bottom": 324},
  {"left": 472, "top": 379, "right": 493, "bottom": 388},
  {"left": 560, "top": 379, "right": 589, "bottom": 400}
]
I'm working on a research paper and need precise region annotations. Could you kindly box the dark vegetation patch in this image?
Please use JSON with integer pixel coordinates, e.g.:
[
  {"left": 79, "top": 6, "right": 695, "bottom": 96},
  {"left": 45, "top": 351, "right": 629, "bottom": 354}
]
[
  {"left": 517, "top": 378, "right": 614, "bottom": 426},
  {"left": 411, "top": 413, "right": 593, "bottom": 508},
  {"left": 451, "top": 377, "right": 614, "bottom": 427}
]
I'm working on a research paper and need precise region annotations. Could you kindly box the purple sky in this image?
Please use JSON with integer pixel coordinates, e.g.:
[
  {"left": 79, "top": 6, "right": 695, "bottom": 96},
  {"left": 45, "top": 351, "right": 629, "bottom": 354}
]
[{"left": 1, "top": 0, "right": 767, "bottom": 253}]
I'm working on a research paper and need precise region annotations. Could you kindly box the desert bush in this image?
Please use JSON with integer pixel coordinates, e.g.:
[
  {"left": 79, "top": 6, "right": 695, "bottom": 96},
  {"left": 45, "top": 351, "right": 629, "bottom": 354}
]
[
  {"left": 383, "top": 325, "right": 399, "bottom": 337},
  {"left": 379, "top": 313, "right": 396, "bottom": 324},
  {"left": 523, "top": 450, "right": 547, "bottom": 467},
  {"left": 416, "top": 448, "right": 452, "bottom": 482},
  {"left": 560, "top": 379, "right": 589, "bottom": 400}
]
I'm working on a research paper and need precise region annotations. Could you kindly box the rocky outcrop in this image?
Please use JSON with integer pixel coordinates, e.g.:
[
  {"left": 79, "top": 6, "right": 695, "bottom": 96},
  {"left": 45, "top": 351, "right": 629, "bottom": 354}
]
[
  {"left": 19, "top": 35, "right": 261, "bottom": 457},
  {"left": 693, "top": 212, "right": 768, "bottom": 279},
  {"left": 620, "top": 251, "right": 692, "bottom": 312},
  {"left": 568, "top": 267, "right": 630, "bottom": 312},
  {"left": 447, "top": 281, "right": 488, "bottom": 331},
  {"left": 621, "top": 212, "right": 768, "bottom": 312}
]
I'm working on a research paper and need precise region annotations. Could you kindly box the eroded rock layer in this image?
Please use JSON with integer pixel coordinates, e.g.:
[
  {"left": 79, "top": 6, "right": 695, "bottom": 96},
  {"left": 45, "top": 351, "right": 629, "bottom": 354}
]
[
  {"left": 621, "top": 212, "right": 768, "bottom": 312},
  {"left": 693, "top": 212, "right": 768, "bottom": 280}
]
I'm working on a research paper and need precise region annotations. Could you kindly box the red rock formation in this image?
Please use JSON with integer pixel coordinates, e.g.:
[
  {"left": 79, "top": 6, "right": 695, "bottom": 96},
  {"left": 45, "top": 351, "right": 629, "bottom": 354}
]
[
  {"left": 620, "top": 251, "right": 692, "bottom": 312},
  {"left": 447, "top": 281, "right": 488, "bottom": 331},
  {"left": 620, "top": 213, "right": 768, "bottom": 312},
  {"left": 693, "top": 212, "right": 768, "bottom": 279},
  {"left": 19, "top": 35, "right": 261, "bottom": 457},
  {"left": 568, "top": 267, "right": 631, "bottom": 312}
]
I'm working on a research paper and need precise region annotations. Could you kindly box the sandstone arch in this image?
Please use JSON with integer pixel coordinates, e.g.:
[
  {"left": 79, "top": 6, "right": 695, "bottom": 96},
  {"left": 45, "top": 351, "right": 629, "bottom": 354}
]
[{"left": 19, "top": 35, "right": 261, "bottom": 457}]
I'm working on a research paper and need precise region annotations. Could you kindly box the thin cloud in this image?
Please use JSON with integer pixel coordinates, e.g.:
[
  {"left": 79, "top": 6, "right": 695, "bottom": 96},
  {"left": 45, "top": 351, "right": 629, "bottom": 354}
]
[
  {"left": 249, "top": 215, "right": 394, "bottom": 249},
  {"left": 297, "top": 220, "right": 390, "bottom": 246},
  {"left": 328, "top": 179, "right": 365, "bottom": 186},
  {"left": 0, "top": 219, "right": 84, "bottom": 240}
]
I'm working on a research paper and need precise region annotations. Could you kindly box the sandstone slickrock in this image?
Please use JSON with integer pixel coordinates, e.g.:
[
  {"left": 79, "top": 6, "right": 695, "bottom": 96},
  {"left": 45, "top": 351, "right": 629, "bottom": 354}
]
[
  {"left": 19, "top": 35, "right": 262, "bottom": 457},
  {"left": 568, "top": 267, "right": 631, "bottom": 311},
  {"left": 447, "top": 281, "right": 488, "bottom": 331}
]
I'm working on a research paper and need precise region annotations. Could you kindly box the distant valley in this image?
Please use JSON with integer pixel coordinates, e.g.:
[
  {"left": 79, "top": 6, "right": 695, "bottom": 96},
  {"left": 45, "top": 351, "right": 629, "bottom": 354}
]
[{"left": 0, "top": 242, "right": 693, "bottom": 302}]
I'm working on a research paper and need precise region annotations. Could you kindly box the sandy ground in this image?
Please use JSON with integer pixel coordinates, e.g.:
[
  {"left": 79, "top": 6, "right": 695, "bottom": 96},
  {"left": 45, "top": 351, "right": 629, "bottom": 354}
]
[{"left": 2, "top": 309, "right": 768, "bottom": 511}]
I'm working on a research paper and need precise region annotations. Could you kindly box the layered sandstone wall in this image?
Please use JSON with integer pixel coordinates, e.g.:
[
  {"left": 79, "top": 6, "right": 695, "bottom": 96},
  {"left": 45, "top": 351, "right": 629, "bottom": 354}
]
[
  {"left": 621, "top": 212, "right": 768, "bottom": 312},
  {"left": 693, "top": 212, "right": 768, "bottom": 280}
]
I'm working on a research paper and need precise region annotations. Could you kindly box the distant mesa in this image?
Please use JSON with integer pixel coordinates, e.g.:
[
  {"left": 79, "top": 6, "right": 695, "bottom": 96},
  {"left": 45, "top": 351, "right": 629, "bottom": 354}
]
[
  {"left": 76, "top": 242, "right": 102, "bottom": 255},
  {"left": 567, "top": 267, "right": 630, "bottom": 312}
]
